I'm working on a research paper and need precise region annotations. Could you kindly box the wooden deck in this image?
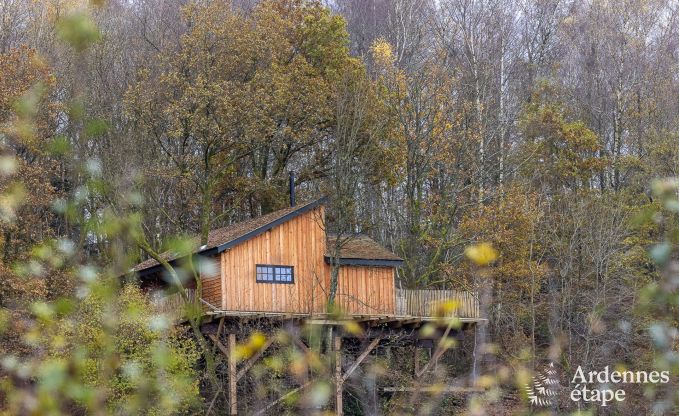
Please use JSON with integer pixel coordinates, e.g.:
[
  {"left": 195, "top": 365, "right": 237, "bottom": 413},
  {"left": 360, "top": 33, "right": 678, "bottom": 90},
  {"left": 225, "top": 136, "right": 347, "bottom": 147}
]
[{"left": 152, "top": 287, "right": 483, "bottom": 322}]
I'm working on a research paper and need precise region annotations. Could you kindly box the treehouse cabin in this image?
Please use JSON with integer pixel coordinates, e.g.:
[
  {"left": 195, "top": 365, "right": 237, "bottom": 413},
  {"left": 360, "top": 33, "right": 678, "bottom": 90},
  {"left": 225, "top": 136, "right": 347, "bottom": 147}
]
[
  {"left": 130, "top": 197, "right": 484, "bottom": 415},
  {"left": 131, "top": 198, "right": 480, "bottom": 321}
]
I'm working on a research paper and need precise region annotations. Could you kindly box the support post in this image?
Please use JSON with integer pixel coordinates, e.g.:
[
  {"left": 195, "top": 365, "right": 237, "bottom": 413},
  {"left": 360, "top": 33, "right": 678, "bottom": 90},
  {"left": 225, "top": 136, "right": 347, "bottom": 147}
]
[
  {"left": 228, "top": 333, "right": 237, "bottom": 416},
  {"left": 413, "top": 346, "right": 420, "bottom": 377},
  {"left": 334, "top": 335, "right": 343, "bottom": 416}
]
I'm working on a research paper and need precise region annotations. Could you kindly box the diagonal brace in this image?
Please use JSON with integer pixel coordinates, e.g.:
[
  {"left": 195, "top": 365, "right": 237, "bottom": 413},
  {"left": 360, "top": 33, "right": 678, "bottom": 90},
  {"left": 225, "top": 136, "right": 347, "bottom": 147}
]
[
  {"left": 236, "top": 338, "right": 274, "bottom": 381},
  {"left": 342, "top": 336, "right": 382, "bottom": 383},
  {"left": 208, "top": 334, "right": 229, "bottom": 357}
]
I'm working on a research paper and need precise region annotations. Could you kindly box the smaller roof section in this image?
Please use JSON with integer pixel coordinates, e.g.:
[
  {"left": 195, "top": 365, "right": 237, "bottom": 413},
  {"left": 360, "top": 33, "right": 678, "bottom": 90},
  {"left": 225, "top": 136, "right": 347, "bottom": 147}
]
[{"left": 325, "top": 235, "right": 403, "bottom": 267}]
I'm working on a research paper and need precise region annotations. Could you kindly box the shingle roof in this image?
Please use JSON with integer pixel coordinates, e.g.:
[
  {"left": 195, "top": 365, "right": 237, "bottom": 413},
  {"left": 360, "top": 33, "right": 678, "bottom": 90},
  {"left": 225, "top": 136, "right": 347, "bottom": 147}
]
[
  {"left": 326, "top": 235, "right": 403, "bottom": 266},
  {"left": 131, "top": 198, "right": 325, "bottom": 274}
]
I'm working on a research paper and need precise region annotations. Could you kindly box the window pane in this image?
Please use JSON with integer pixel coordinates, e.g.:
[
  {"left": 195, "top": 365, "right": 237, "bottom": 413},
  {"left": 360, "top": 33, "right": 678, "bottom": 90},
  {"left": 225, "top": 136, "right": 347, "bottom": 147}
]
[{"left": 257, "top": 265, "right": 292, "bottom": 283}]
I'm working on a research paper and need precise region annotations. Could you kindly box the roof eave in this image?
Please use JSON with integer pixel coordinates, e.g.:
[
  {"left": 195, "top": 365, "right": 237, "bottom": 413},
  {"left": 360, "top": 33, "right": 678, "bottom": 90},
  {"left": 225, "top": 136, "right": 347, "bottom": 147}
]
[{"left": 324, "top": 256, "right": 403, "bottom": 267}]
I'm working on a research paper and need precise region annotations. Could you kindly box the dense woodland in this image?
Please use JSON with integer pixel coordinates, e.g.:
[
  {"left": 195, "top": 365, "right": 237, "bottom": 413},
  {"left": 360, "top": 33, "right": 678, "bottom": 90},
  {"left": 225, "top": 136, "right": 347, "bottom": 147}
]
[{"left": 0, "top": 0, "right": 678, "bottom": 414}]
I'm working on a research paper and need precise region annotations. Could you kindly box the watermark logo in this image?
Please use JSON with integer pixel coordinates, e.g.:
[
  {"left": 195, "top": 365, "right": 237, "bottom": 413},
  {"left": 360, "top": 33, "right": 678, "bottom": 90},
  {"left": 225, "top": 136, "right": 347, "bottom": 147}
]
[
  {"left": 524, "top": 363, "right": 672, "bottom": 408},
  {"left": 524, "top": 362, "right": 561, "bottom": 407},
  {"left": 570, "top": 366, "right": 670, "bottom": 407}
]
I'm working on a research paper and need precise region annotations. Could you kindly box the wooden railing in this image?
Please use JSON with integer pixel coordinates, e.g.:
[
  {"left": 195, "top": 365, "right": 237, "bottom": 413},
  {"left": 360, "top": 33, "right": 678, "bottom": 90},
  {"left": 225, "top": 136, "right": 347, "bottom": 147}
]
[
  {"left": 151, "top": 289, "right": 196, "bottom": 320},
  {"left": 152, "top": 288, "right": 480, "bottom": 320},
  {"left": 395, "top": 288, "right": 480, "bottom": 319}
]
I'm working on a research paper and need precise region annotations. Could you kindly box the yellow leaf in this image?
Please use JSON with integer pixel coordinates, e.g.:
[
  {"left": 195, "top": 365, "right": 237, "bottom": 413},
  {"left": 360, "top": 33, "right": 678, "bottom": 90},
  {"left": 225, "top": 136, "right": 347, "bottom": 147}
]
[
  {"left": 250, "top": 332, "right": 267, "bottom": 350},
  {"left": 433, "top": 299, "right": 459, "bottom": 317},
  {"left": 464, "top": 242, "right": 498, "bottom": 266},
  {"left": 342, "top": 320, "right": 364, "bottom": 336}
]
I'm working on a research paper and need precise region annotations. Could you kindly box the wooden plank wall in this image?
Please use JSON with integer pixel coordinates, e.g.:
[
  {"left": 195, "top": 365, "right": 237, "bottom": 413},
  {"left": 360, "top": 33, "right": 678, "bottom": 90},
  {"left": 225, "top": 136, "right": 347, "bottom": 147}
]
[
  {"left": 220, "top": 206, "right": 329, "bottom": 313},
  {"left": 395, "top": 288, "right": 480, "bottom": 318},
  {"left": 201, "top": 261, "right": 222, "bottom": 309},
  {"left": 334, "top": 266, "right": 395, "bottom": 315}
]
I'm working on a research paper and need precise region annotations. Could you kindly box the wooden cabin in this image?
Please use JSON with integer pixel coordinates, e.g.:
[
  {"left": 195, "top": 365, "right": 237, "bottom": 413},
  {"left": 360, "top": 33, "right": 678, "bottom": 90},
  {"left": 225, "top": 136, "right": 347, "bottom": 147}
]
[
  {"left": 132, "top": 198, "right": 479, "bottom": 320},
  {"left": 131, "top": 197, "right": 483, "bottom": 415}
]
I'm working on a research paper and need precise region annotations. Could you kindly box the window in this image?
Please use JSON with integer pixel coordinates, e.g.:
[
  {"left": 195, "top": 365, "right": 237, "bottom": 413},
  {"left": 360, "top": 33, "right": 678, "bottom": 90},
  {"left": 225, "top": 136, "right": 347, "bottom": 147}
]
[{"left": 256, "top": 264, "right": 294, "bottom": 284}]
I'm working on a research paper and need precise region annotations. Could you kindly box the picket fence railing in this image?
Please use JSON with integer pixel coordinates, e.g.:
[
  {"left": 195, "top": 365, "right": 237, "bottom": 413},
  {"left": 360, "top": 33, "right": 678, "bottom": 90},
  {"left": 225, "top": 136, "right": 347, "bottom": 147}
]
[
  {"left": 395, "top": 288, "right": 480, "bottom": 318},
  {"left": 152, "top": 287, "right": 480, "bottom": 319}
]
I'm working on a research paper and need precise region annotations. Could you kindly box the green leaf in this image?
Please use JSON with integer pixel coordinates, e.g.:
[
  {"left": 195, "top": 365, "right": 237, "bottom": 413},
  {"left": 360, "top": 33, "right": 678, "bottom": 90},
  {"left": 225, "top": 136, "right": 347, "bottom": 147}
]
[
  {"left": 57, "top": 13, "right": 101, "bottom": 51},
  {"left": 650, "top": 243, "right": 671, "bottom": 265}
]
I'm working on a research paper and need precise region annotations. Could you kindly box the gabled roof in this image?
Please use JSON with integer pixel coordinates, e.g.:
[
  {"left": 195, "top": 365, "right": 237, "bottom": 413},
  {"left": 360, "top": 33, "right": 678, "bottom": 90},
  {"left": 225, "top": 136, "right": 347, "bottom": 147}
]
[
  {"left": 325, "top": 235, "right": 403, "bottom": 267},
  {"left": 132, "top": 198, "right": 326, "bottom": 276}
]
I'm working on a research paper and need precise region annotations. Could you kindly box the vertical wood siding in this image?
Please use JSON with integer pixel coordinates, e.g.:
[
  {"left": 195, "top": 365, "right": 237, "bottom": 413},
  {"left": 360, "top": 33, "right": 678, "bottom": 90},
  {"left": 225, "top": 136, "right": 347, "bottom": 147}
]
[
  {"left": 220, "top": 206, "right": 330, "bottom": 313},
  {"left": 334, "top": 265, "right": 395, "bottom": 315},
  {"left": 201, "top": 261, "right": 222, "bottom": 309}
]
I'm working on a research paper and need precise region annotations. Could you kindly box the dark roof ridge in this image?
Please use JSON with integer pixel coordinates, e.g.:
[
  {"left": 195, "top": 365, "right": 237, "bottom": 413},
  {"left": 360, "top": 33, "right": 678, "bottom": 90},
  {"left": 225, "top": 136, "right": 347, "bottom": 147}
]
[{"left": 131, "top": 197, "right": 326, "bottom": 275}]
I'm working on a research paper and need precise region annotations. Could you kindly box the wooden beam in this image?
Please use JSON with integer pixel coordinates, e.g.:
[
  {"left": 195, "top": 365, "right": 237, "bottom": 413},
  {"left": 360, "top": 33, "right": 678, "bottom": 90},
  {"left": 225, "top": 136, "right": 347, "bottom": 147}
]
[
  {"left": 236, "top": 338, "right": 274, "bottom": 381},
  {"left": 208, "top": 334, "right": 229, "bottom": 358},
  {"left": 357, "top": 316, "right": 380, "bottom": 324},
  {"left": 294, "top": 339, "right": 310, "bottom": 384},
  {"left": 415, "top": 324, "right": 455, "bottom": 379},
  {"left": 334, "top": 334, "right": 343, "bottom": 416},
  {"left": 294, "top": 338, "right": 311, "bottom": 354},
  {"left": 367, "top": 317, "right": 399, "bottom": 327},
  {"left": 216, "top": 317, "right": 225, "bottom": 338},
  {"left": 228, "top": 333, "right": 237, "bottom": 416},
  {"left": 413, "top": 346, "right": 420, "bottom": 377},
  {"left": 306, "top": 319, "right": 350, "bottom": 325},
  {"left": 382, "top": 386, "right": 484, "bottom": 393},
  {"left": 341, "top": 336, "right": 382, "bottom": 383},
  {"left": 391, "top": 318, "right": 422, "bottom": 328},
  {"left": 253, "top": 380, "right": 313, "bottom": 416},
  {"left": 416, "top": 345, "right": 447, "bottom": 378},
  {"left": 294, "top": 338, "right": 312, "bottom": 383}
]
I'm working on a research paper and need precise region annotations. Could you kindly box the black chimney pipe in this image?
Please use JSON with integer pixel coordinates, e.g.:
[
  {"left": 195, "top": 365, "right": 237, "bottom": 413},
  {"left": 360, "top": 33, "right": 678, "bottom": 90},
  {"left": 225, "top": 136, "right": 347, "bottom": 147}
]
[{"left": 289, "top": 171, "right": 296, "bottom": 207}]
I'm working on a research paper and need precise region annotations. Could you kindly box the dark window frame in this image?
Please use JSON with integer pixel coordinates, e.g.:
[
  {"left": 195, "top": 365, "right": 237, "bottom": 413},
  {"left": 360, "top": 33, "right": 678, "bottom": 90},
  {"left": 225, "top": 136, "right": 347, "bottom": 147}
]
[{"left": 255, "top": 264, "right": 295, "bottom": 284}]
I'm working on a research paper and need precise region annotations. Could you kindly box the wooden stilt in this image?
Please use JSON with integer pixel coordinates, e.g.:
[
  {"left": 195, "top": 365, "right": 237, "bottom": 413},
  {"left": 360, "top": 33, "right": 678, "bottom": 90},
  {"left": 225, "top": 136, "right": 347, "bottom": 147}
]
[
  {"left": 228, "top": 333, "right": 237, "bottom": 416},
  {"left": 433, "top": 349, "right": 439, "bottom": 372},
  {"left": 216, "top": 317, "right": 225, "bottom": 338},
  {"left": 413, "top": 346, "right": 420, "bottom": 377},
  {"left": 334, "top": 335, "right": 343, "bottom": 416},
  {"left": 211, "top": 318, "right": 225, "bottom": 356}
]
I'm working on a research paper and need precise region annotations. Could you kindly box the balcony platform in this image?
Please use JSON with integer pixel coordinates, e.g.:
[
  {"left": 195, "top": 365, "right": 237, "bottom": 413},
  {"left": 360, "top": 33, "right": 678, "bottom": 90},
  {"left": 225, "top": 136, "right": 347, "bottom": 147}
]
[
  {"left": 152, "top": 287, "right": 486, "bottom": 332},
  {"left": 202, "top": 310, "right": 486, "bottom": 324}
]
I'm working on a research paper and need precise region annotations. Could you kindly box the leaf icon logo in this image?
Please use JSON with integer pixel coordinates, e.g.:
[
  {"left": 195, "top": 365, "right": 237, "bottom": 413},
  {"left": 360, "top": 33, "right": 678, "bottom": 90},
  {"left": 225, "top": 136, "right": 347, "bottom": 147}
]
[{"left": 525, "top": 362, "right": 561, "bottom": 407}]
